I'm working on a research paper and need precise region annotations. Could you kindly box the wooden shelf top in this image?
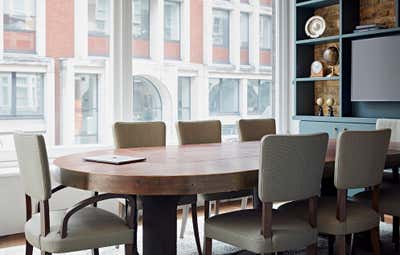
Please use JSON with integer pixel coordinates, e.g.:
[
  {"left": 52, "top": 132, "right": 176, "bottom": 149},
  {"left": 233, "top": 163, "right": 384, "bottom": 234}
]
[{"left": 296, "top": 0, "right": 339, "bottom": 8}]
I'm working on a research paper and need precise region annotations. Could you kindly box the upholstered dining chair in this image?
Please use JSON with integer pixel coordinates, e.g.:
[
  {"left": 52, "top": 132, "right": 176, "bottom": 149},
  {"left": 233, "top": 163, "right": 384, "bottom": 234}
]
[
  {"left": 176, "top": 120, "right": 253, "bottom": 228},
  {"left": 14, "top": 133, "right": 137, "bottom": 255},
  {"left": 204, "top": 133, "right": 329, "bottom": 254},
  {"left": 238, "top": 118, "right": 277, "bottom": 208},
  {"left": 280, "top": 129, "right": 391, "bottom": 255},
  {"left": 353, "top": 119, "right": 400, "bottom": 251},
  {"left": 113, "top": 121, "right": 202, "bottom": 255},
  {"left": 238, "top": 118, "right": 276, "bottom": 142}
]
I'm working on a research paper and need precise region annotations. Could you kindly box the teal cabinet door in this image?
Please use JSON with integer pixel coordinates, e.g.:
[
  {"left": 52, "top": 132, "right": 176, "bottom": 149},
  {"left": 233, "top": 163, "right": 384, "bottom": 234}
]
[{"left": 300, "top": 121, "right": 376, "bottom": 138}]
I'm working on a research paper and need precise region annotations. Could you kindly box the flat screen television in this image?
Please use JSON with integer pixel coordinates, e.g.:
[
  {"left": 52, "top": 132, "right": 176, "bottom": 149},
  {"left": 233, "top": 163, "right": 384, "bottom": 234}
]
[{"left": 351, "top": 35, "right": 400, "bottom": 102}]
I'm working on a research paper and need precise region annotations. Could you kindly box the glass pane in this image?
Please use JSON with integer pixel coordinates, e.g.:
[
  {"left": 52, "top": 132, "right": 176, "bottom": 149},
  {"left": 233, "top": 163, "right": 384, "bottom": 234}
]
[
  {"left": 3, "top": 0, "right": 36, "bottom": 31},
  {"left": 15, "top": 73, "right": 43, "bottom": 116},
  {"left": 133, "top": 0, "right": 150, "bottom": 39},
  {"left": 212, "top": 9, "right": 229, "bottom": 47},
  {"left": 222, "top": 124, "right": 237, "bottom": 136},
  {"left": 247, "top": 80, "right": 272, "bottom": 115},
  {"left": 260, "top": 15, "right": 272, "bottom": 49},
  {"left": 88, "top": 0, "right": 110, "bottom": 35},
  {"left": 133, "top": 76, "right": 162, "bottom": 121},
  {"left": 74, "top": 74, "right": 99, "bottom": 144},
  {"left": 164, "top": 1, "right": 180, "bottom": 41},
  {"left": 208, "top": 78, "right": 220, "bottom": 115},
  {"left": 0, "top": 73, "right": 12, "bottom": 116},
  {"left": 209, "top": 78, "right": 239, "bottom": 115},
  {"left": 240, "top": 13, "right": 249, "bottom": 49},
  {"left": 178, "top": 77, "right": 191, "bottom": 120},
  {"left": 220, "top": 79, "right": 239, "bottom": 113}
]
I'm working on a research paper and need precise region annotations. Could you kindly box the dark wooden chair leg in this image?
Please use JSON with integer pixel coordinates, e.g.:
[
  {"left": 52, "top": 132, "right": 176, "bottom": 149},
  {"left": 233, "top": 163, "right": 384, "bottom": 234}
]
[
  {"left": 306, "top": 243, "right": 317, "bottom": 255},
  {"left": 371, "top": 227, "right": 381, "bottom": 255},
  {"left": 25, "top": 241, "right": 33, "bottom": 255},
  {"left": 191, "top": 203, "right": 202, "bottom": 255},
  {"left": 336, "top": 235, "right": 346, "bottom": 255},
  {"left": 125, "top": 244, "right": 134, "bottom": 255},
  {"left": 205, "top": 237, "right": 212, "bottom": 255},
  {"left": 393, "top": 216, "right": 400, "bottom": 252},
  {"left": 203, "top": 200, "right": 210, "bottom": 253},
  {"left": 92, "top": 248, "right": 99, "bottom": 255},
  {"left": 328, "top": 235, "right": 334, "bottom": 255}
]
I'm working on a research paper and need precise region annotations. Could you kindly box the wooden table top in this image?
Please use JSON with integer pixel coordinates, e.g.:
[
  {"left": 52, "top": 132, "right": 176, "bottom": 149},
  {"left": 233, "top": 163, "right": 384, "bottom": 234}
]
[{"left": 53, "top": 140, "right": 400, "bottom": 196}]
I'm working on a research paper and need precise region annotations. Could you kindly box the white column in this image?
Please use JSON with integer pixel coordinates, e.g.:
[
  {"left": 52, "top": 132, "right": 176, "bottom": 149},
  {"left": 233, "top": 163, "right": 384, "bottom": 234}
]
[
  {"left": 181, "top": 0, "right": 190, "bottom": 63},
  {"left": 36, "top": 0, "right": 46, "bottom": 56},
  {"left": 113, "top": 0, "right": 133, "bottom": 121},
  {"left": 150, "top": 0, "right": 164, "bottom": 62},
  {"left": 74, "top": 0, "right": 89, "bottom": 58},
  {"left": 0, "top": 0, "right": 4, "bottom": 59},
  {"left": 60, "top": 61, "right": 75, "bottom": 145},
  {"left": 203, "top": 0, "right": 212, "bottom": 65},
  {"left": 250, "top": 10, "right": 260, "bottom": 70},
  {"left": 230, "top": 3, "right": 241, "bottom": 68}
]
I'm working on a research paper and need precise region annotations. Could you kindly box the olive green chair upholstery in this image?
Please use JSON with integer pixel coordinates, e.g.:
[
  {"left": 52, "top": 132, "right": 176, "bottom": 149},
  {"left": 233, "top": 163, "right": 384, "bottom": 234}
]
[
  {"left": 14, "top": 133, "right": 136, "bottom": 255},
  {"left": 280, "top": 129, "right": 391, "bottom": 255},
  {"left": 204, "top": 133, "right": 329, "bottom": 254},
  {"left": 113, "top": 121, "right": 202, "bottom": 254},
  {"left": 238, "top": 118, "right": 276, "bottom": 142}
]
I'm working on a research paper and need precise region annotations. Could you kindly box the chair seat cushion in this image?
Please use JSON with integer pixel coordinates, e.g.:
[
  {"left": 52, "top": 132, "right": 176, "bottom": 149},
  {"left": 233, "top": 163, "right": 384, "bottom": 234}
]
[
  {"left": 353, "top": 187, "right": 400, "bottom": 217},
  {"left": 205, "top": 209, "right": 317, "bottom": 253},
  {"left": 279, "top": 197, "right": 380, "bottom": 235},
  {"left": 25, "top": 207, "right": 133, "bottom": 253},
  {"left": 200, "top": 189, "right": 253, "bottom": 202}
]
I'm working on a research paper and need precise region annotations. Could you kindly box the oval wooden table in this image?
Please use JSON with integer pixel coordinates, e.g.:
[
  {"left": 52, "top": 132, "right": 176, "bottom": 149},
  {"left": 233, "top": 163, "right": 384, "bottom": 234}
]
[{"left": 53, "top": 140, "right": 400, "bottom": 255}]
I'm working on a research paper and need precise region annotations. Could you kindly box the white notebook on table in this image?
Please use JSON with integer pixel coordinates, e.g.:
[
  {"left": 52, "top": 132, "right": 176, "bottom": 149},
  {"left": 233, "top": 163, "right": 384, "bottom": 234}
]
[{"left": 84, "top": 155, "right": 146, "bottom": 165}]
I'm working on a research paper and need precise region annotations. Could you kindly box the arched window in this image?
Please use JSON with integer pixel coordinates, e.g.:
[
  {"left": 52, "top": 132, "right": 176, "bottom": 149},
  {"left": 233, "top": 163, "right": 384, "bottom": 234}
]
[{"left": 133, "top": 76, "right": 162, "bottom": 121}]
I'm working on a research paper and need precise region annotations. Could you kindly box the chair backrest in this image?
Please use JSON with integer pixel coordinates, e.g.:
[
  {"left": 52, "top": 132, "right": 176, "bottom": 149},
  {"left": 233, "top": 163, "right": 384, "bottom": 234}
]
[
  {"left": 334, "top": 129, "right": 391, "bottom": 190},
  {"left": 113, "top": 121, "right": 166, "bottom": 149},
  {"left": 377, "top": 119, "right": 400, "bottom": 142},
  {"left": 258, "top": 133, "right": 329, "bottom": 203},
  {"left": 13, "top": 133, "right": 51, "bottom": 201},
  {"left": 238, "top": 118, "right": 276, "bottom": 142},
  {"left": 177, "top": 120, "right": 221, "bottom": 145}
]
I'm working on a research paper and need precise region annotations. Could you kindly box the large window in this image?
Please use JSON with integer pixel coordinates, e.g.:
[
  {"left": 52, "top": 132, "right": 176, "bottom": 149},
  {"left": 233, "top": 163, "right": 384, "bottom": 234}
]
[
  {"left": 209, "top": 78, "right": 239, "bottom": 115},
  {"left": 3, "top": 0, "right": 36, "bottom": 53},
  {"left": 212, "top": 9, "right": 229, "bottom": 47},
  {"left": 88, "top": 0, "right": 110, "bottom": 35},
  {"left": 178, "top": 77, "right": 191, "bottom": 120},
  {"left": 0, "top": 72, "right": 43, "bottom": 118},
  {"left": 133, "top": 76, "right": 162, "bottom": 121},
  {"left": 3, "top": 0, "right": 36, "bottom": 31},
  {"left": 260, "top": 15, "right": 272, "bottom": 50},
  {"left": 74, "top": 74, "right": 99, "bottom": 144},
  {"left": 240, "top": 13, "right": 249, "bottom": 49},
  {"left": 247, "top": 80, "right": 272, "bottom": 116},
  {"left": 133, "top": 0, "right": 150, "bottom": 39},
  {"left": 164, "top": 1, "right": 181, "bottom": 41}
]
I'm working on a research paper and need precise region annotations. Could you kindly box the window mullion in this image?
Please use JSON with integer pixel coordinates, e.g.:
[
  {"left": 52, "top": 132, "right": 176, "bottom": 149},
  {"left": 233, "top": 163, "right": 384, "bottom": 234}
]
[{"left": 11, "top": 72, "right": 16, "bottom": 116}]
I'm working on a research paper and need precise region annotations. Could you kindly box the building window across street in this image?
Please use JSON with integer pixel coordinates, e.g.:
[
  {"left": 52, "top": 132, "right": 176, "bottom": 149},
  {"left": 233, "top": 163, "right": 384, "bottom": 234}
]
[
  {"left": 247, "top": 79, "right": 272, "bottom": 116},
  {"left": 209, "top": 78, "right": 239, "bottom": 115},
  {"left": 0, "top": 72, "right": 44, "bottom": 119},
  {"left": 178, "top": 77, "right": 191, "bottom": 120},
  {"left": 74, "top": 74, "right": 99, "bottom": 145},
  {"left": 133, "top": 76, "right": 162, "bottom": 121}
]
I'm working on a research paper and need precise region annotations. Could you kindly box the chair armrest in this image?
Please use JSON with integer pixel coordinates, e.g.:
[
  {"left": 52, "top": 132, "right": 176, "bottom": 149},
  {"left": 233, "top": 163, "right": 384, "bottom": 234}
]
[{"left": 60, "top": 193, "right": 136, "bottom": 238}]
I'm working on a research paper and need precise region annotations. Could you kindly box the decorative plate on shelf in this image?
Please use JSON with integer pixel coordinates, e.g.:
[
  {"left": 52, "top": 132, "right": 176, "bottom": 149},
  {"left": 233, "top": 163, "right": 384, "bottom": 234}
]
[{"left": 305, "top": 16, "right": 326, "bottom": 38}]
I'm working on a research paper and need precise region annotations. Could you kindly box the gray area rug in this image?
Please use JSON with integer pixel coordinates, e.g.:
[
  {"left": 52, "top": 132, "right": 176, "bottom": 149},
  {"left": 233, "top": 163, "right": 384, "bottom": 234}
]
[{"left": 0, "top": 217, "right": 396, "bottom": 255}]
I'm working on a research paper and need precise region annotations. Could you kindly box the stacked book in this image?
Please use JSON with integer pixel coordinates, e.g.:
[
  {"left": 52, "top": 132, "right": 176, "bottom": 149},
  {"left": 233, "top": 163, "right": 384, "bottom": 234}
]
[{"left": 354, "top": 24, "right": 386, "bottom": 33}]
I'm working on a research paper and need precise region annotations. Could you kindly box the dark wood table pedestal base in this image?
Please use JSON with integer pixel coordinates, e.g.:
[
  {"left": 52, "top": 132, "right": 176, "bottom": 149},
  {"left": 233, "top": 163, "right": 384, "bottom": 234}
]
[{"left": 142, "top": 195, "right": 180, "bottom": 255}]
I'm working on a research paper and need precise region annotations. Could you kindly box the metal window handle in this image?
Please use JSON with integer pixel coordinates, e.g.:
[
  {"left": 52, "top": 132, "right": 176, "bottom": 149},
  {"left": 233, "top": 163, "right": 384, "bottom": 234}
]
[
  {"left": 343, "top": 128, "right": 348, "bottom": 131},
  {"left": 334, "top": 127, "right": 338, "bottom": 132}
]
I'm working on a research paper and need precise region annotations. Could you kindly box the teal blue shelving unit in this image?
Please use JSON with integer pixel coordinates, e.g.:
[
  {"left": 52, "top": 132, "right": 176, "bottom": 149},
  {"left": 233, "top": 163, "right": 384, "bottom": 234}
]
[{"left": 294, "top": 0, "right": 400, "bottom": 138}]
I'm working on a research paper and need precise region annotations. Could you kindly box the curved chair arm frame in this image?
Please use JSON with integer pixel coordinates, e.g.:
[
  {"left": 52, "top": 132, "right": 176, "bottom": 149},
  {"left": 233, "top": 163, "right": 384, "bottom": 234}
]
[{"left": 60, "top": 193, "right": 137, "bottom": 238}]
